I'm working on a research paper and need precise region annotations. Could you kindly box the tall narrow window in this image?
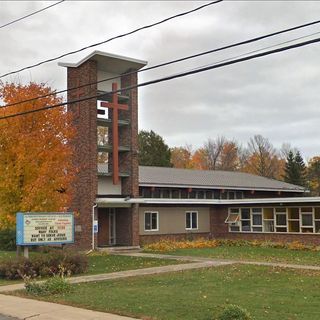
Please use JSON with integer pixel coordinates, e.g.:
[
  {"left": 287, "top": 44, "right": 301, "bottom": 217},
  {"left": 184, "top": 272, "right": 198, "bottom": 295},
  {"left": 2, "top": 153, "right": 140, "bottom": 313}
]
[
  {"left": 186, "top": 211, "right": 198, "bottom": 230},
  {"left": 144, "top": 212, "right": 158, "bottom": 231}
]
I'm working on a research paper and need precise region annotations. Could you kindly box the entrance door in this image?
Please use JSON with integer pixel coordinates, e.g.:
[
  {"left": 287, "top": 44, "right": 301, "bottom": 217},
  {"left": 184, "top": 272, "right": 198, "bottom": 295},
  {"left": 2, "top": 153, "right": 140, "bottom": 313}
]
[{"left": 109, "top": 208, "right": 116, "bottom": 245}]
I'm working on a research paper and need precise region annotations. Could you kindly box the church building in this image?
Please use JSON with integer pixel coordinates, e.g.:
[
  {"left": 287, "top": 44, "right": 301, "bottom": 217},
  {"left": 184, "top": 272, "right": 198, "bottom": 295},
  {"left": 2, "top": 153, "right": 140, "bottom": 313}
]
[{"left": 59, "top": 51, "right": 320, "bottom": 250}]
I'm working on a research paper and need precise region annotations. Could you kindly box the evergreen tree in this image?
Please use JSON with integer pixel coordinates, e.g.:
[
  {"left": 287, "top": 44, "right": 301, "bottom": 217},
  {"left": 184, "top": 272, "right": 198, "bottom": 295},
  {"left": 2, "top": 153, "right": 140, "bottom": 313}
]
[
  {"left": 138, "top": 130, "right": 171, "bottom": 167},
  {"left": 283, "top": 150, "right": 307, "bottom": 187},
  {"left": 294, "top": 151, "right": 307, "bottom": 187},
  {"left": 283, "top": 151, "right": 296, "bottom": 183}
]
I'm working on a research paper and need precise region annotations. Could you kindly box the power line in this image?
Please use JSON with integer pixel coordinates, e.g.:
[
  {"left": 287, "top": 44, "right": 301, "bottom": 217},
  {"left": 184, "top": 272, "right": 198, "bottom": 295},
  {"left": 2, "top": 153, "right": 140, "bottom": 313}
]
[
  {"left": 1, "top": 35, "right": 320, "bottom": 121},
  {"left": 3, "top": 17, "right": 320, "bottom": 109},
  {"left": 180, "top": 30, "right": 320, "bottom": 76},
  {"left": 0, "top": 1, "right": 65, "bottom": 30},
  {"left": 0, "top": 0, "right": 223, "bottom": 80}
]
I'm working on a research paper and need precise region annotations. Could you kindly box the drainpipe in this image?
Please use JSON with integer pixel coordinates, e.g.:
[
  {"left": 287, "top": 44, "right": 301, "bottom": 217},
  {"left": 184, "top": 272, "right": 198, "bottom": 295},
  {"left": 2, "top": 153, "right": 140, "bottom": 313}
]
[{"left": 92, "top": 203, "right": 98, "bottom": 251}]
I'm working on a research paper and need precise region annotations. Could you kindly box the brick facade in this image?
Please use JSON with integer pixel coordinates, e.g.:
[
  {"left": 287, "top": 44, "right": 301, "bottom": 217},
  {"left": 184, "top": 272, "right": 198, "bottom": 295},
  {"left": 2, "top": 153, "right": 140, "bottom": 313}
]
[
  {"left": 67, "top": 60, "right": 98, "bottom": 249},
  {"left": 65, "top": 55, "right": 141, "bottom": 249}
]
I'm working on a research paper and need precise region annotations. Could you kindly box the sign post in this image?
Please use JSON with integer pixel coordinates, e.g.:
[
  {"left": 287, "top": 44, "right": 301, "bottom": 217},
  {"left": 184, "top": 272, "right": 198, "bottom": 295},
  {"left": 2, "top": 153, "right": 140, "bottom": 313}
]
[{"left": 16, "top": 213, "right": 74, "bottom": 252}]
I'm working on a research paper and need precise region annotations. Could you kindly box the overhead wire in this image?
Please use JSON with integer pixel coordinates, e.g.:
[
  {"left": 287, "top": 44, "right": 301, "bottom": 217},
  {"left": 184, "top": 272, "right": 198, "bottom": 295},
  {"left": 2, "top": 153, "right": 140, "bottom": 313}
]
[
  {"left": 0, "top": 0, "right": 223, "bottom": 79},
  {"left": 3, "top": 19, "right": 320, "bottom": 109},
  {"left": 1, "top": 35, "right": 320, "bottom": 121},
  {"left": 0, "top": 0, "right": 65, "bottom": 30}
]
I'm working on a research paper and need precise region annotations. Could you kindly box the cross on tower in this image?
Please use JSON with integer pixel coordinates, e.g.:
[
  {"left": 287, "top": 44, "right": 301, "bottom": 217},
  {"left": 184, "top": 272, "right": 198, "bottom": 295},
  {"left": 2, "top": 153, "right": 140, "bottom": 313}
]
[{"left": 100, "top": 83, "right": 128, "bottom": 185}]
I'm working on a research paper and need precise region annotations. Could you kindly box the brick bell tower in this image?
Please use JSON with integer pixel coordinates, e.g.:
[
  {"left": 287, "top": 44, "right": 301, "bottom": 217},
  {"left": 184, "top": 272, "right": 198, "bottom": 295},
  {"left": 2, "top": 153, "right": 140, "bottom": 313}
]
[{"left": 59, "top": 51, "right": 147, "bottom": 249}]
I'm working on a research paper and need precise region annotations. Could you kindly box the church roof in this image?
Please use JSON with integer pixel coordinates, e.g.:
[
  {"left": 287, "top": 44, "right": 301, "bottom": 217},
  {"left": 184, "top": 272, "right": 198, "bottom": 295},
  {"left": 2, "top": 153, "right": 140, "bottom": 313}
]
[
  {"left": 58, "top": 50, "right": 147, "bottom": 73},
  {"left": 98, "top": 164, "right": 306, "bottom": 192}
]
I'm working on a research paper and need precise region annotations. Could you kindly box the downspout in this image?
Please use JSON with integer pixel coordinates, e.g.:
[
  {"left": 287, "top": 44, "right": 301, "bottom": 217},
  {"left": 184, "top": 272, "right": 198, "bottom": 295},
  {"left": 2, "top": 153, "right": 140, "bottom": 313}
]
[{"left": 92, "top": 203, "right": 98, "bottom": 251}]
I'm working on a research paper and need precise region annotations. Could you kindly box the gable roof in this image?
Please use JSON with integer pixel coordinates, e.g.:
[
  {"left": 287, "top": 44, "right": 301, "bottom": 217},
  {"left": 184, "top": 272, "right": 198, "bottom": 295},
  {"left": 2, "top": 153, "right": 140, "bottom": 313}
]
[{"left": 138, "top": 166, "right": 306, "bottom": 193}]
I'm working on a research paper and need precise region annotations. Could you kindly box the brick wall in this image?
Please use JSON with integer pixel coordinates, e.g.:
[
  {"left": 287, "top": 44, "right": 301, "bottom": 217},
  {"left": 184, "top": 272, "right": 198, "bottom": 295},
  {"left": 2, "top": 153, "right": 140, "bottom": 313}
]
[{"left": 67, "top": 60, "right": 98, "bottom": 249}]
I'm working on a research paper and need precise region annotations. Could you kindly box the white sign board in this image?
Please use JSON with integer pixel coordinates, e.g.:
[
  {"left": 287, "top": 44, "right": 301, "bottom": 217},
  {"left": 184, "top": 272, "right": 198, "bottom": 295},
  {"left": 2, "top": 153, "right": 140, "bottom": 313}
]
[{"left": 16, "top": 213, "right": 74, "bottom": 246}]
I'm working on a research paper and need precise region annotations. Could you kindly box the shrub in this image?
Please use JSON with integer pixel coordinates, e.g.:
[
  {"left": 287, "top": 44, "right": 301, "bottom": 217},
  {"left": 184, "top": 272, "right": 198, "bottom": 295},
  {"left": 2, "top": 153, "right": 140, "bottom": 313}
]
[
  {"left": 144, "top": 238, "right": 219, "bottom": 252},
  {"left": 217, "top": 305, "right": 252, "bottom": 320},
  {"left": 143, "top": 238, "right": 318, "bottom": 253},
  {"left": 0, "top": 228, "right": 16, "bottom": 251},
  {"left": 0, "top": 249, "right": 88, "bottom": 280},
  {"left": 24, "top": 266, "right": 72, "bottom": 296}
]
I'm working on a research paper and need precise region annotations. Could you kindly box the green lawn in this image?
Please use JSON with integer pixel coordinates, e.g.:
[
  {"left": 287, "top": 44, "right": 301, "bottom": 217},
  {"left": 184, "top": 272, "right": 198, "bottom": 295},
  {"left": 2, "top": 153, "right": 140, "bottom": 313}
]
[
  {"left": 0, "top": 251, "right": 183, "bottom": 285},
  {"left": 149, "top": 245, "right": 320, "bottom": 266},
  {"left": 85, "top": 253, "right": 182, "bottom": 275},
  {"left": 14, "top": 264, "right": 320, "bottom": 320}
]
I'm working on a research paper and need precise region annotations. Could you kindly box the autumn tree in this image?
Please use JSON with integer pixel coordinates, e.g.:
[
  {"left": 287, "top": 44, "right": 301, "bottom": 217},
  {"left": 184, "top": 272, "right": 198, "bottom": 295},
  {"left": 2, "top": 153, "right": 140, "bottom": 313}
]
[
  {"left": 242, "top": 135, "right": 284, "bottom": 179},
  {"left": 218, "top": 141, "right": 239, "bottom": 171},
  {"left": 0, "top": 82, "right": 76, "bottom": 227},
  {"left": 203, "top": 136, "right": 226, "bottom": 170},
  {"left": 138, "top": 130, "right": 171, "bottom": 167},
  {"left": 192, "top": 148, "right": 209, "bottom": 170},
  {"left": 308, "top": 156, "right": 320, "bottom": 195},
  {"left": 171, "top": 145, "right": 193, "bottom": 169}
]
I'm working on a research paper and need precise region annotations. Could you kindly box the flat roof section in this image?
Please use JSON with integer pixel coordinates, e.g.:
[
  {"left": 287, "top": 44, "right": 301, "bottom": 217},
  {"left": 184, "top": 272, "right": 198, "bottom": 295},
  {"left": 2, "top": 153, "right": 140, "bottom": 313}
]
[
  {"left": 58, "top": 50, "right": 147, "bottom": 73},
  {"left": 96, "top": 197, "right": 320, "bottom": 206}
]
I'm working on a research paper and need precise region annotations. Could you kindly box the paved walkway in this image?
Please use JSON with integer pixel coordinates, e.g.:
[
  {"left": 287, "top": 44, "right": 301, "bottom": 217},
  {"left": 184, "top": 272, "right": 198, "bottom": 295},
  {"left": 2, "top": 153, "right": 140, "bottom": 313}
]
[
  {"left": 116, "top": 252, "right": 320, "bottom": 271},
  {"left": 0, "top": 294, "right": 137, "bottom": 320}
]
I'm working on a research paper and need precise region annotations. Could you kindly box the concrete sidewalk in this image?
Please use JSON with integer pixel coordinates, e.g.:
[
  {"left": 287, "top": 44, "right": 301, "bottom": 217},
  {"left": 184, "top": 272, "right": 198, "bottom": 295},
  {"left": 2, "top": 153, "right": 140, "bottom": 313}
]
[
  {"left": 119, "top": 252, "right": 320, "bottom": 271},
  {"left": 0, "top": 294, "right": 137, "bottom": 320}
]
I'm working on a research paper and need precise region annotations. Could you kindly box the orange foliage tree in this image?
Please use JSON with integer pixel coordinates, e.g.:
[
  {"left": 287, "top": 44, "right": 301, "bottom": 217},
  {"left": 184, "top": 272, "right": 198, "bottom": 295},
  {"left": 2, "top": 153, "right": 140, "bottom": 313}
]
[
  {"left": 0, "top": 82, "right": 76, "bottom": 228},
  {"left": 307, "top": 156, "right": 320, "bottom": 195},
  {"left": 192, "top": 148, "right": 209, "bottom": 170},
  {"left": 170, "top": 145, "right": 194, "bottom": 169}
]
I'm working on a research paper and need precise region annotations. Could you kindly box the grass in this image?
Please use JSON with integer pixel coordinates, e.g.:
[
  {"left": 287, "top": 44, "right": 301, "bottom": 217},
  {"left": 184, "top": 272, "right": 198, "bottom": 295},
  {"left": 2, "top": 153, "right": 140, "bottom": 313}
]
[
  {"left": 13, "top": 264, "right": 320, "bottom": 320},
  {"left": 148, "top": 245, "right": 320, "bottom": 266},
  {"left": 85, "top": 253, "right": 183, "bottom": 275},
  {"left": 0, "top": 251, "right": 183, "bottom": 285}
]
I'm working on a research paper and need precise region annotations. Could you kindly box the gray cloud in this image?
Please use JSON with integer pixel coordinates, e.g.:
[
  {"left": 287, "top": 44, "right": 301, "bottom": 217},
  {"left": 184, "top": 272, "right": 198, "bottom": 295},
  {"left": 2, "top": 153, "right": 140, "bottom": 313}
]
[{"left": 1, "top": 1, "right": 320, "bottom": 159}]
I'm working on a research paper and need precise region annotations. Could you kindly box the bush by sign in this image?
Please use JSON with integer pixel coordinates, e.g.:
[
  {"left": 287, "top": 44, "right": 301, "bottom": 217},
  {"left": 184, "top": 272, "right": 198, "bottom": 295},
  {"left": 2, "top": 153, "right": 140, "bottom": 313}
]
[{"left": 16, "top": 213, "right": 74, "bottom": 246}]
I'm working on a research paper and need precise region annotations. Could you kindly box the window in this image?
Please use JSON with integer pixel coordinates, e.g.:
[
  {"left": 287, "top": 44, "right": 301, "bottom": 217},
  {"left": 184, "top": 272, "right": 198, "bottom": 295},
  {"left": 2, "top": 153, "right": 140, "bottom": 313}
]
[
  {"left": 240, "top": 208, "right": 251, "bottom": 231},
  {"left": 144, "top": 212, "right": 158, "bottom": 231},
  {"left": 161, "top": 189, "right": 170, "bottom": 198},
  {"left": 228, "top": 191, "right": 235, "bottom": 200},
  {"left": 152, "top": 188, "right": 161, "bottom": 198},
  {"left": 235, "top": 191, "right": 244, "bottom": 199},
  {"left": 227, "top": 206, "right": 320, "bottom": 234},
  {"left": 252, "top": 208, "right": 262, "bottom": 232},
  {"left": 186, "top": 211, "right": 198, "bottom": 230},
  {"left": 143, "top": 188, "right": 152, "bottom": 198},
  {"left": 213, "top": 190, "right": 220, "bottom": 199},
  {"left": 197, "top": 190, "right": 205, "bottom": 199},
  {"left": 172, "top": 189, "right": 180, "bottom": 199},
  {"left": 181, "top": 189, "right": 188, "bottom": 199},
  {"left": 225, "top": 209, "right": 240, "bottom": 223},
  {"left": 205, "top": 191, "right": 213, "bottom": 199},
  {"left": 188, "top": 190, "right": 196, "bottom": 199}
]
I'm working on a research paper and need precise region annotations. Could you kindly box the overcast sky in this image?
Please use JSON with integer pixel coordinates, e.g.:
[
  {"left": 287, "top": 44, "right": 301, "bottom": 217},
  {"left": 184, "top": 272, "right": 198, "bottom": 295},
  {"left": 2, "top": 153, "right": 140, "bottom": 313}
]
[{"left": 1, "top": 1, "right": 320, "bottom": 159}]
